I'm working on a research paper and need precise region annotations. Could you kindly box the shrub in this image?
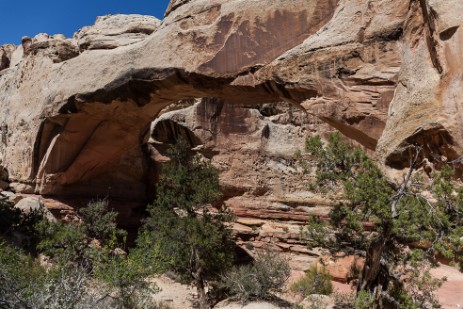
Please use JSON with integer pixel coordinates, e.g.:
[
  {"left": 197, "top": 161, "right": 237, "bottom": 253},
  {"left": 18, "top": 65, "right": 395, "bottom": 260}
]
[
  {"left": 34, "top": 219, "right": 88, "bottom": 263},
  {"left": 0, "top": 201, "right": 20, "bottom": 235},
  {"left": 79, "top": 199, "right": 127, "bottom": 247},
  {"left": 33, "top": 199, "right": 128, "bottom": 264},
  {"left": 0, "top": 242, "right": 45, "bottom": 308},
  {"left": 290, "top": 265, "right": 333, "bottom": 297},
  {"left": 354, "top": 290, "right": 375, "bottom": 309},
  {"left": 93, "top": 249, "right": 159, "bottom": 309},
  {"left": 223, "top": 251, "right": 291, "bottom": 303}
]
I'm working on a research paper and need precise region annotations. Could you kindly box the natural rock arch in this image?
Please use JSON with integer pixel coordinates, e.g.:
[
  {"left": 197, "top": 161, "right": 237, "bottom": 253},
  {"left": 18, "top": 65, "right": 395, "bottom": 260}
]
[{"left": 0, "top": 0, "right": 462, "bottom": 206}]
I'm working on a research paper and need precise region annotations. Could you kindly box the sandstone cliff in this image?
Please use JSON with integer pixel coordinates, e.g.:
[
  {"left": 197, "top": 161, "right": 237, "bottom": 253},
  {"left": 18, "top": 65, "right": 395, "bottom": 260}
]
[{"left": 1, "top": 0, "right": 463, "bottom": 274}]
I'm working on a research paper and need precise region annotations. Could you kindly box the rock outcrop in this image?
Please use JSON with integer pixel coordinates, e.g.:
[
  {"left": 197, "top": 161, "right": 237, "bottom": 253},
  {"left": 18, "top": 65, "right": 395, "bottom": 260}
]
[
  {"left": 150, "top": 99, "right": 333, "bottom": 270},
  {"left": 75, "top": 14, "right": 161, "bottom": 51},
  {"left": 0, "top": 0, "right": 463, "bottom": 274}
]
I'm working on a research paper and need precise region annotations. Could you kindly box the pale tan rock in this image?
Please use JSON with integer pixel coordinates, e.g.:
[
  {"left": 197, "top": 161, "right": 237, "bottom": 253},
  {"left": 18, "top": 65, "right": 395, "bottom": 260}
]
[
  {"left": 0, "top": 0, "right": 406, "bottom": 202},
  {"left": 9, "top": 183, "right": 35, "bottom": 194},
  {"left": 377, "top": 0, "right": 463, "bottom": 169},
  {"left": 319, "top": 255, "right": 364, "bottom": 283},
  {"left": 15, "top": 196, "right": 56, "bottom": 221},
  {"left": 0, "top": 191, "right": 16, "bottom": 202},
  {"left": 75, "top": 14, "right": 161, "bottom": 50}
]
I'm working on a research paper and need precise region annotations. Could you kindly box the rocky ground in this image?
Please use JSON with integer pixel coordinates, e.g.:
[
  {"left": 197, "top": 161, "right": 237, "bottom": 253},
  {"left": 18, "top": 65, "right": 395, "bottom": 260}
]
[{"left": 150, "top": 264, "right": 463, "bottom": 309}]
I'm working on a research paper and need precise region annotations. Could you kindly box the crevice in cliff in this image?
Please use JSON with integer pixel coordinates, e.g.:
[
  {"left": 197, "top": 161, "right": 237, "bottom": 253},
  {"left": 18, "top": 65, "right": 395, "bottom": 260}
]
[
  {"left": 418, "top": 0, "right": 443, "bottom": 74},
  {"left": 32, "top": 117, "right": 69, "bottom": 180},
  {"left": 385, "top": 124, "right": 458, "bottom": 170}
]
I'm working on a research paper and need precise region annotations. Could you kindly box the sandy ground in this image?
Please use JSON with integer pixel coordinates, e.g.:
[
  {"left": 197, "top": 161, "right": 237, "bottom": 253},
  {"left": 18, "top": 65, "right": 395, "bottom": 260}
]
[
  {"left": 331, "top": 264, "right": 463, "bottom": 309},
  {"left": 151, "top": 276, "right": 196, "bottom": 309},
  {"left": 432, "top": 264, "right": 463, "bottom": 309},
  {"left": 151, "top": 264, "right": 463, "bottom": 309},
  {"left": 151, "top": 276, "right": 282, "bottom": 309}
]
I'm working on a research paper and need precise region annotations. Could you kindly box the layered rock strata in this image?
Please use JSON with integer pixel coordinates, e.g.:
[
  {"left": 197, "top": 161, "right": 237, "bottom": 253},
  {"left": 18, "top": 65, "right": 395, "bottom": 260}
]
[{"left": 0, "top": 0, "right": 462, "bottom": 270}]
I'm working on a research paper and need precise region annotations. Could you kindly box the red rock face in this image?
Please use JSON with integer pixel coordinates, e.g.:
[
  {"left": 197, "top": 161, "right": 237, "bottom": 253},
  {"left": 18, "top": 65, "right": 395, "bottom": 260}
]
[
  {"left": 0, "top": 2, "right": 462, "bottom": 281},
  {"left": 198, "top": 0, "right": 339, "bottom": 75},
  {"left": 0, "top": 0, "right": 451, "bottom": 210},
  {"left": 0, "top": 2, "right": 462, "bottom": 301}
]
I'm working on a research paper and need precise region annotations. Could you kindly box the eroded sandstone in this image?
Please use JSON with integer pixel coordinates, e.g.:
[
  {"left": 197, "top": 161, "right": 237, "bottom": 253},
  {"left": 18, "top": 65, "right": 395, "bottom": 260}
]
[{"left": 0, "top": 1, "right": 462, "bottom": 277}]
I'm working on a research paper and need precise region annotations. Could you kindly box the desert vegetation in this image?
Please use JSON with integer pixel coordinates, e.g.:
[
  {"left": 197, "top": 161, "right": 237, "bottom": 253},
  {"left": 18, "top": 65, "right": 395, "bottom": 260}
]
[
  {"left": 0, "top": 198, "right": 165, "bottom": 309},
  {"left": 5, "top": 132, "right": 460, "bottom": 309},
  {"left": 300, "top": 132, "right": 463, "bottom": 308},
  {"left": 0, "top": 139, "right": 292, "bottom": 309}
]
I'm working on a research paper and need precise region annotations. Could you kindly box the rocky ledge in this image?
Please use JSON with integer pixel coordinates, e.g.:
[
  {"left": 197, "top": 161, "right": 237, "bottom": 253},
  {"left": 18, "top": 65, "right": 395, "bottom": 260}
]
[{"left": 1, "top": 1, "right": 463, "bottom": 299}]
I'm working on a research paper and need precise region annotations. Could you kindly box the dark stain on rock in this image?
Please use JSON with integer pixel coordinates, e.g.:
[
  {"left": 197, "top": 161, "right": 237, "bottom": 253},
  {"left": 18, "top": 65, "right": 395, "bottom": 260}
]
[
  {"left": 379, "top": 27, "right": 404, "bottom": 41},
  {"left": 199, "top": 0, "right": 340, "bottom": 75},
  {"left": 210, "top": 13, "right": 235, "bottom": 49},
  {"left": 0, "top": 52, "right": 10, "bottom": 71}
]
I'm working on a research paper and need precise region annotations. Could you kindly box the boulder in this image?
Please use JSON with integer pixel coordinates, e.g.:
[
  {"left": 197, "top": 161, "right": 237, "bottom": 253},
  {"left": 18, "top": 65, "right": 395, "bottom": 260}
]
[
  {"left": 75, "top": 14, "right": 161, "bottom": 50},
  {"left": 14, "top": 197, "right": 56, "bottom": 221}
]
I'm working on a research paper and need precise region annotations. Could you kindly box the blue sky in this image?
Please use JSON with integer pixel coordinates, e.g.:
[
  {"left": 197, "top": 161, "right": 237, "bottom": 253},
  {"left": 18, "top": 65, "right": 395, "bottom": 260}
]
[{"left": 1, "top": 0, "right": 170, "bottom": 45}]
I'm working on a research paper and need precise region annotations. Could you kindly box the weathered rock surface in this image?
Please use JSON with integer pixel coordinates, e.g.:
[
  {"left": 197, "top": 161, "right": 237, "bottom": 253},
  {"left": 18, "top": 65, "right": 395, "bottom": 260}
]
[
  {"left": 75, "top": 14, "right": 161, "bottom": 50},
  {"left": 2, "top": 0, "right": 461, "bottom": 202},
  {"left": 150, "top": 99, "right": 333, "bottom": 271},
  {"left": 14, "top": 196, "right": 56, "bottom": 221},
  {"left": 377, "top": 0, "right": 463, "bottom": 169},
  {"left": 0, "top": 0, "right": 463, "bottom": 292},
  {"left": 0, "top": 0, "right": 344, "bottom": 202}
]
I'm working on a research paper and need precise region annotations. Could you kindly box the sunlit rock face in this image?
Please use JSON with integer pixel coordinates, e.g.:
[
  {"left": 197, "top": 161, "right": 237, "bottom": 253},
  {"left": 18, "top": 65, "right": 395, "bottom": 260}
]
[
  {"left": 0, "top": 0, "right": 462, "bottom": 227},
  {"left": 0, "top": 0, "right": 341, "bottom": 200},
  {"left": 75, "top": 14, "right": 161, "bottom": 51},
  {"left": 150, "top": 98, "right": 335, "bottom": 271}
]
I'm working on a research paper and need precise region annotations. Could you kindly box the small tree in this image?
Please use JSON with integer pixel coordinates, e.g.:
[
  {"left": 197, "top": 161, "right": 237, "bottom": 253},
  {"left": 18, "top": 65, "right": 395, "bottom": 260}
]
[
  {"left": 223, "top": 251, "right": 291, "bottom": 303},
  {"left": 302, "top": 132, "right": 463, "bottom": 308},
  {"left": 138, "top": 139, "right": 234, "bottom": 308}
]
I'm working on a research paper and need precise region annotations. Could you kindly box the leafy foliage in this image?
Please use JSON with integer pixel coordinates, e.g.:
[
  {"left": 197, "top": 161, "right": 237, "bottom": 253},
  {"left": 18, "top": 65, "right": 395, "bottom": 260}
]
[
  {"left": 0, "top": 200, "right": 21, "bottom": 235},
  {"left": 93, "top": 249, "right": 160, "bottom": 308},
  {"left": 223, "top": 251, "right": 291, "bottom": 303},
  {"left": 302, "top": 132, "right": 463, "bottom": 308},
  {"left": 79, "top": 199, "right": 127, "bottom": 247},
  {"left": 0, "top": 200, "right": 46, "bottom": 251},
  {"left": 34, "top": 220, "right": 89, "bottom": 263},
  {"left": 137, "top": 138, "right": 234, "bottom": 307},
  {"left": 290, "top": 265, "right": 333, "bottom": 297},
  {"left": 0, "top": 199, "right": 161, "bottom": 309}
]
